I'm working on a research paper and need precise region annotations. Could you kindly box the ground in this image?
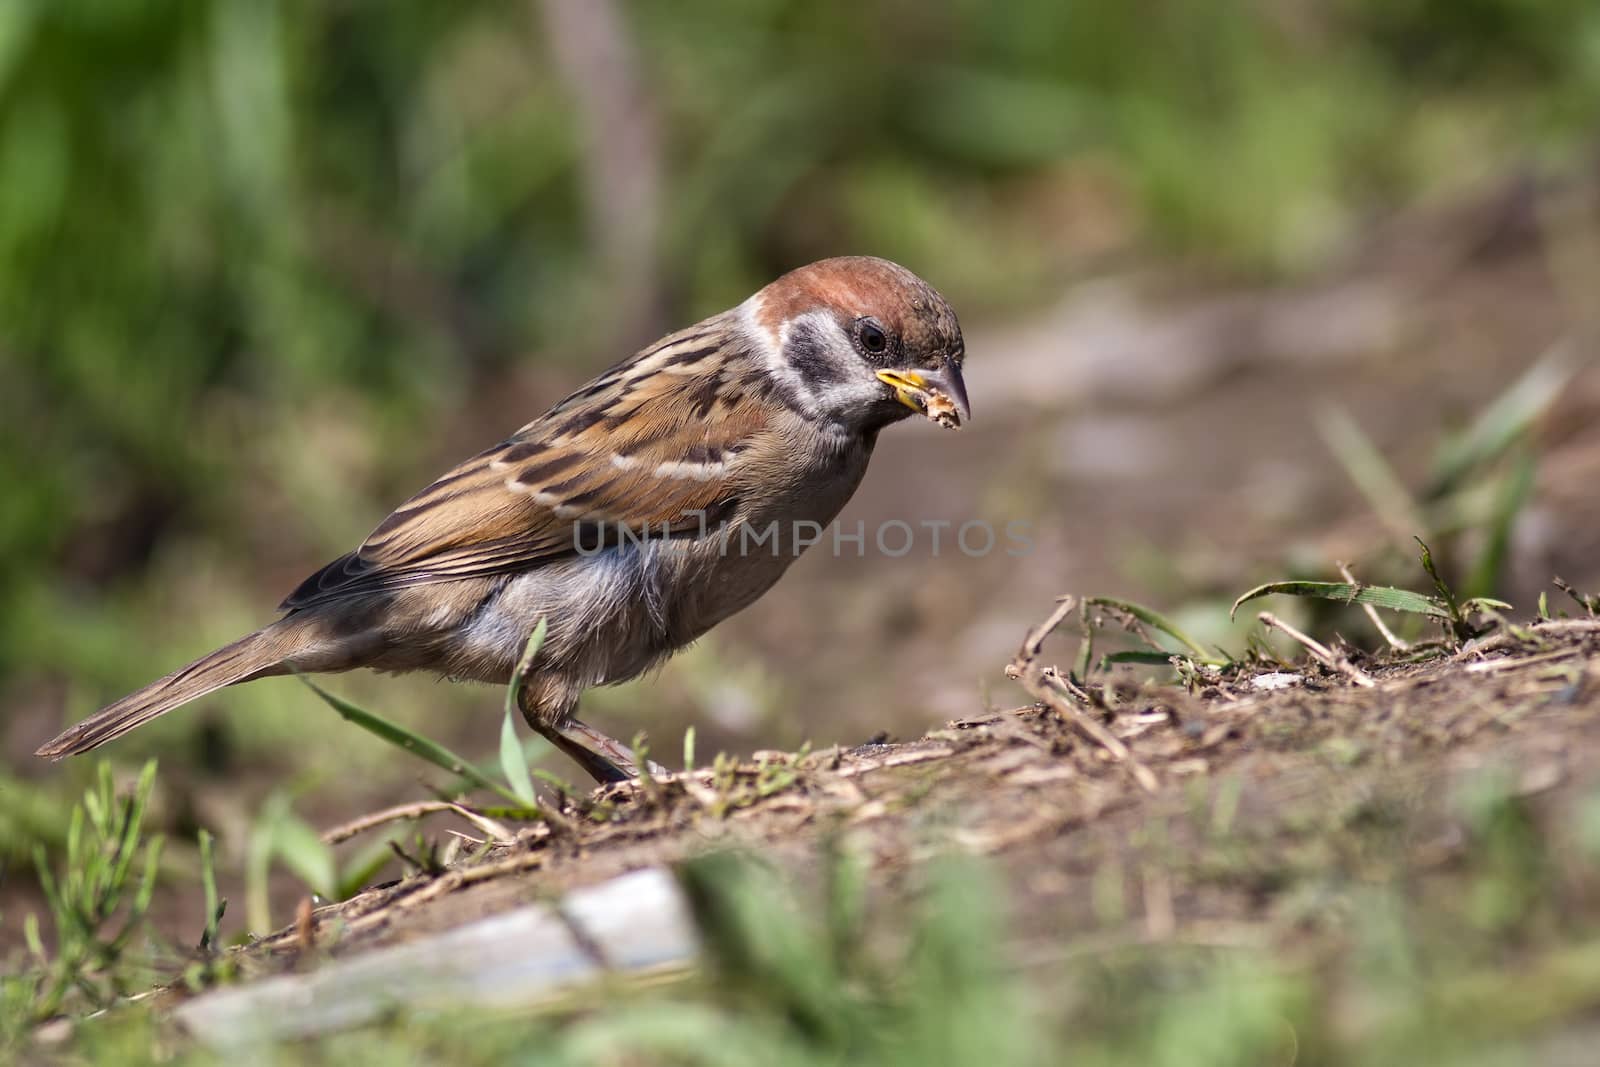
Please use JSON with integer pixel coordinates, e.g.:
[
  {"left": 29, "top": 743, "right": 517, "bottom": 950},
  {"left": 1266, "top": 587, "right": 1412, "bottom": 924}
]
[{"left": 150, "top": 601, "right": 1600, "bottom": 1060}]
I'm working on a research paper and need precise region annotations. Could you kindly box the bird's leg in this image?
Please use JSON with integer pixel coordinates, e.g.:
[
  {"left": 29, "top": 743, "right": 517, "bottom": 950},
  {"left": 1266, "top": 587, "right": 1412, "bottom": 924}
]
[
  {"left": 533, "top": 718, "right": 639, "bottom": 785},
  {"left": 518, "top": 686, "right": 664, "bottom": 784},
  {"left": 537, "top": 719, "right": 673, "bottom": 784}
]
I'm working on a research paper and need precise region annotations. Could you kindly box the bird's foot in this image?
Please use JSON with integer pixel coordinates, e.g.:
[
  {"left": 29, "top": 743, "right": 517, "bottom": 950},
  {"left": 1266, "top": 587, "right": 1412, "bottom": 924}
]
[{"left": 538, "top": 717, "right": 668, "bottom": 785}]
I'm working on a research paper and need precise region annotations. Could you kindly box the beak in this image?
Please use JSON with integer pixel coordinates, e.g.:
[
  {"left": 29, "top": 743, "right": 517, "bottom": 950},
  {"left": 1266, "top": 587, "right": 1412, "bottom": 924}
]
[{"left": 875, "top": 362, "right": 971, "bottom": 429}]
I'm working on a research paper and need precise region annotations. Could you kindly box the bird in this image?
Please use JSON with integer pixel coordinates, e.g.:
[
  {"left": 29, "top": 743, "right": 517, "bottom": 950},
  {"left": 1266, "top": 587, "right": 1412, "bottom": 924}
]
[{"left": 37, "top": 256, "right": 969, "bottom": 783}]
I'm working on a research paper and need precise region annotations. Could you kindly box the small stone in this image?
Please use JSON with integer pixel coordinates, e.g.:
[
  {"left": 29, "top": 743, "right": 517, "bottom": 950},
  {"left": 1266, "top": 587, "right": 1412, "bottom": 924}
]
[{"left": 1251, "top": 672, "right": 1303, "bottom": 691}]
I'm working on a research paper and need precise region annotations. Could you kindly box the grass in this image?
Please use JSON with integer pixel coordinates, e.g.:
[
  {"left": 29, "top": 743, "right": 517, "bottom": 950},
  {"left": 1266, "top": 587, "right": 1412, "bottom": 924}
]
[
  {"left": 18, "top": 762, "right": 1600, "bottom": 1065},
  {"left": 1102, "top": 329, "right": 1591, "bottom": 670},
  {"left": 0, "top": 620, "right": 565, "bottom": 1045},
  {"left": 4, "top": 568, "right": 1600, "bottom": 1061},
  {"left": 1313, "top": 343, "right": 1587, "bottom": 603},
  {"left": 499, "top": 618, "right": 550, "bottom": 809},
  {"left": 2, "top": 761, "right": 163, "bottom": 1043},
  {"left": 231, "top": 621, "right": 562, "bottom": 927},
  {"left": 1060, "top": 540, "right": 1528, "bottom": 704}
]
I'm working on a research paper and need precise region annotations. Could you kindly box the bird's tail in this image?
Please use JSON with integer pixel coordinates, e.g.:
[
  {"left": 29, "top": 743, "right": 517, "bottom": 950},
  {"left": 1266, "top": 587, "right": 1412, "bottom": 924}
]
[{"left": 35, "top": 620, "right": 312, "bottom": 759}]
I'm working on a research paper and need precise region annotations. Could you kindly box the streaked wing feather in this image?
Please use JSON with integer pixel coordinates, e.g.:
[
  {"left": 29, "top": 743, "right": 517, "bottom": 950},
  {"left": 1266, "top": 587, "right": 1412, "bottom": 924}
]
[{"left": 281, "top": 323, "right": 766, "bottom": 611}]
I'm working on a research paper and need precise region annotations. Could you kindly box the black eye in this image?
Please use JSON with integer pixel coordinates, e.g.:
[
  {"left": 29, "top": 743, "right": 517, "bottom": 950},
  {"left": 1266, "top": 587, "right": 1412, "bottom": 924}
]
[{"left": 855, "top": 318, "right": 890, "bottom": 357}]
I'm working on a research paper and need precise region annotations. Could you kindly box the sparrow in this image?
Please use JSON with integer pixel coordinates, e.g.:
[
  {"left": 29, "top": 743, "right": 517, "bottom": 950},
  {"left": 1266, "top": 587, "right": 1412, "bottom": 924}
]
[{"left": 38, "top": 256, "right": 969, "bottom": 783}]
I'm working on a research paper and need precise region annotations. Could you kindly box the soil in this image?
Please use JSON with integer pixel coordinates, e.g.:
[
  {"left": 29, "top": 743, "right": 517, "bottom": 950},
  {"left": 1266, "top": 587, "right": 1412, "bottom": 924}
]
[{"left": 218, "top": 612, "right": 1600, "bottom": 984}]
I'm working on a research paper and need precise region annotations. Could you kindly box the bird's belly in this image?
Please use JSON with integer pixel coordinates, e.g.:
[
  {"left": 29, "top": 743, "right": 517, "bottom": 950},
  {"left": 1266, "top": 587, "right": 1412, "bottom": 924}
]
[
  {"left": 444, "top": 542, "right": 716, "bottom": 689},
  {"left": 446, "top": 535, "right": 800, "bottom": 691}
]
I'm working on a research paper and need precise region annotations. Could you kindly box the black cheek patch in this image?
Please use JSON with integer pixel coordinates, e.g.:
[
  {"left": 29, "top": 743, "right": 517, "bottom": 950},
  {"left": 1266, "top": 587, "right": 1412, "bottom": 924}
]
[{"left": 785, "top": 320, "right": 845, "bottom": 386}]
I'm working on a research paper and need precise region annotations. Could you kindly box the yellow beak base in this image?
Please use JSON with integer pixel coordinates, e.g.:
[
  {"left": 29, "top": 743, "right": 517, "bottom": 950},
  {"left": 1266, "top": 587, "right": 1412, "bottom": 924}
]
[{"left": 875, "top": 369, "right": 930, "bottom": 414}]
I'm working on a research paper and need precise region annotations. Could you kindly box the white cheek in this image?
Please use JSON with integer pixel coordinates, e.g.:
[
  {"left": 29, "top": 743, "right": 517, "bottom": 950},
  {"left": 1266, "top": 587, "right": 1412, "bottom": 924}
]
[
  {"left": 738, "top": 301, "right": 886, "bottom": 423},
  {"left": 738, "top": 292, "right": 784, "bottom": 373},
  {"left": 814, "top": 378, "right": 889, "bottom": 419},
  {"left": 790, "top": 311, "right": 869, "bottom": 412}
]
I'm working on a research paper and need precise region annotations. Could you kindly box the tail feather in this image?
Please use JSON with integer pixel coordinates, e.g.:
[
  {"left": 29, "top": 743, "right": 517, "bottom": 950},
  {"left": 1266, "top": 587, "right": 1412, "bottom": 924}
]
[{"left": 36, "top": 623, "right": 305, "bottom": 759}]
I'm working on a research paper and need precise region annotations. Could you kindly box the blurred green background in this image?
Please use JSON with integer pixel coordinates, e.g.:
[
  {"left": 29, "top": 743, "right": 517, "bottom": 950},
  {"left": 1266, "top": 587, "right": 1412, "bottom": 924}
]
[{"left": 3, "top": 0, "right": 1600, "bottom": 937}]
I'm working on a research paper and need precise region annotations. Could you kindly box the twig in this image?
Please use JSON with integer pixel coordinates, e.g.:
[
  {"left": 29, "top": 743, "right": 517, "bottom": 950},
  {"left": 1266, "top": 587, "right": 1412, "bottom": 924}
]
[
  {"left": 1338, "top": 561, "right": 1409, "bottom": 650},
  {"left": 1450, "top": 618, "right": 1600, "bottom": 661},
  {"left": 294, "top": 897, "right": 316, "bottom": 952},
  {"left": 531, "top": 796, "right": 579, "bottom": 839},
  {"left": 324, "top": 796, "right": 574, "bottom": 849},
  {"left": 981, "top": 711, "right": 1055, "bottom": 753},
  {"left": 1257, "top": 613, "right": 1377, "bottom": 688},
  {"left": 321, "top": 802, "right": 464, "bottom": 845},
  {"left": 1032, "top": 668, "right": 1160, "bottom": 793},
  {"left": 1555, "top": 576, "right": 1600, "bottom": 617},
  {"left": 1008, "top": 597, "right": 1159, "bottom": 794},
  {"left": 631, "top": 734, "right": 666, "bottom": 809},
  {"left": 1462, "top": 648, "right": 1584, "bottom": 674},
  {"left": 1018, "top": 595, "right": 1078, "bottom": 662},
  {"left": 446, "top": 804, "right": 516, "bottom": 846}
]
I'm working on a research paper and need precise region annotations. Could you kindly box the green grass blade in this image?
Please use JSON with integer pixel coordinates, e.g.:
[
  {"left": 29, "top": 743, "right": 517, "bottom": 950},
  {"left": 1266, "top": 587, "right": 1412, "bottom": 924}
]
[
  {"left": 498, "top": 713, "right": 538, "bottom": 809},
  {"left": 124, "top": 837, "right": 164, "bottom": 935},
  {"left": 1230, "top": 580, "right": 1450, "bottom": 620},
  {"left": 271, "top": 812, "right": 336, "bottom": 901},
  {"left": 1415, "top": 537, "right": 1463, "bottom": 628},
  {"left": 1316, "top": 404, "right": 1426, "bottom": 547},
  {"left": 83, "top": 766, "right": 107, "bottom": 839},
  {"left": 31, "top": 844, "right": 65, "bottom": 935},
  {"left": 197, "top": 829, "right": 222, "bottom": 952},
  {"left": 1464, "top": 448, "right": 1536, "bottom": 599},
  {"left": 108, "top": 761, "right": 157, "bottom": 905},
  {"left": 500, "top": 619, "right": 548, "bottom": 809},
  {"left": 1101, "top": 651, "right": 1181, "bottom": 667},
  {"left": 337, "top": 835, "right": 404, "bottom": 900},
  {"left": 1082, "top": 596, "right": 1214, "bottom": 661},
  {"left": 1426, "top": 340, "right": 1581, "bottom": 499},
  {"left": 298, "top": 677, "right": 521, "bottom": 806},
  {"left": 246, "top": 793, "right": 284, "bottom": 934},
  {"left": 1074, "top": 600, "right": 1095, "bottom": 680},
  {"left": 23, "top": 912, "right": 46, "bottom": 965},
  {"left": 61, "top": 806, "right": 83, "bottom": 913}
]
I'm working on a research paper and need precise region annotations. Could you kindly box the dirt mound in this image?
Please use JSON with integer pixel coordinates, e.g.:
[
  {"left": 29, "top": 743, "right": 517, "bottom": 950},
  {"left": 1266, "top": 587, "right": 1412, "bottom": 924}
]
[{"left": 227, "top": 612, "right": 1600, "bottom": 974}]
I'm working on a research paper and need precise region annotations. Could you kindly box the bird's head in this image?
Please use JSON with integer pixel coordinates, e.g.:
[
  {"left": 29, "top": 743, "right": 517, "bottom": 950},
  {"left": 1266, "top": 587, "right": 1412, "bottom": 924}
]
[{"left": 744, "top": 256, "right": 968, "bottom": 435}]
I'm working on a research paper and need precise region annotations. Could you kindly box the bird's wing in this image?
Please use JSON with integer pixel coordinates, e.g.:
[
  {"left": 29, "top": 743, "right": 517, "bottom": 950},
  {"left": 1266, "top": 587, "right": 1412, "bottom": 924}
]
[{"left": 281, "top": 325, "right": 771, "bottom": 610}]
